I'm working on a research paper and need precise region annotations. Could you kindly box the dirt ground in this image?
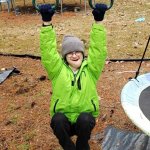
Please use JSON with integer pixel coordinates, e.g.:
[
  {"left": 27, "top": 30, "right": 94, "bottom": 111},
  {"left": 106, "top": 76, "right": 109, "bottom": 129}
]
[{"left": 0, "top": 0, "right": 150, "bottom": 149}]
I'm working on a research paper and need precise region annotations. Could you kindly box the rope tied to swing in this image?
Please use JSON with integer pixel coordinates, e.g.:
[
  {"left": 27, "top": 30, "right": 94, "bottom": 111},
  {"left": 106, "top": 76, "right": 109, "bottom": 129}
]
[{"left": 135, "top": 35, "right": 150, "bottom": 79}]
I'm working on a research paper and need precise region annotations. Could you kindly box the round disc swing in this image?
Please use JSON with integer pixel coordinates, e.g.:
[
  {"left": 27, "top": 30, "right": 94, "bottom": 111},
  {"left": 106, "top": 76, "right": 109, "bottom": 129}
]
[
  {"left": 32, "top": 0, "right": 114, "bottom": 12},
  {"left": 121, "top": 35, "right": 150, "bottom": 136}
]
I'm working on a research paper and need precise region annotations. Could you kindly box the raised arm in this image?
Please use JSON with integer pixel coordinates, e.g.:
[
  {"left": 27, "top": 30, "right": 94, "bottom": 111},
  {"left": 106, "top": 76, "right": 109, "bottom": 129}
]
[
  {"left": 39, "top": 4, "right": 63, "bottom": 80},
  {"left": 87, "top": 4, "right": 108, "bottom": 82}
]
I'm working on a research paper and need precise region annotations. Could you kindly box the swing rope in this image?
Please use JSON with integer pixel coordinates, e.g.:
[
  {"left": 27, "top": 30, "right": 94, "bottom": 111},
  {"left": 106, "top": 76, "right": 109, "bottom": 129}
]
[
  {"left": 32, "top": 0, "right": 114, "bottom": 11},
  {"left": 135, "top": 35, "right": 150, "bottom": 79},
  {"left": 32, "top": 0, "right": 59, "bottom": 11},
  {"left": 88, "top": 0, "right": 114, "bottom": 10}
]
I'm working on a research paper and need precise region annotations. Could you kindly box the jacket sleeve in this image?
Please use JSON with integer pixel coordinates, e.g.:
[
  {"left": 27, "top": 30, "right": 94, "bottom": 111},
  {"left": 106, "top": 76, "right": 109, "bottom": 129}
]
[
  {"left": 87, "top": 23, "right": 107, "bottom": 82},
  {"left": 40, "top": 26, "right": 63, "bottom": 80}
]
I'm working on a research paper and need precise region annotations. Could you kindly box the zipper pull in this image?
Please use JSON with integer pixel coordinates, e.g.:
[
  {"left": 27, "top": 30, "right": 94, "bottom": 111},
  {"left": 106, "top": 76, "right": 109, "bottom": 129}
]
[{"left": 72, "top": 81, "right": 74, "bottom": 86}]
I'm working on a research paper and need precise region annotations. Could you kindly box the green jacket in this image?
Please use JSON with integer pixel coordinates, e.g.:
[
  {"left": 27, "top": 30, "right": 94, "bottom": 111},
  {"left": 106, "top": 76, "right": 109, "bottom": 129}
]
[{"left": 40, "top": 23, "right": 107, "bottom": 123}]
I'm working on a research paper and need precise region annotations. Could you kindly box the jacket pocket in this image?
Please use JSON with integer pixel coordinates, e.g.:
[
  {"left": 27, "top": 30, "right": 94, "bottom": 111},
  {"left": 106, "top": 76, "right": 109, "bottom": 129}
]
[
  {"left": 54, "top": 99, "right": 59, "bottom": 113},
  {"left": 91, "top": 99, "right": 96, "bottom": 112}
]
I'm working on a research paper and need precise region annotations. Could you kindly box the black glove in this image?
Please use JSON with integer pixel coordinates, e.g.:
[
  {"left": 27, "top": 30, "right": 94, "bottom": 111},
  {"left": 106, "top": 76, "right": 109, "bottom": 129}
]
[
  {"left": 39, "top": 4, "right": 55, "bottom": 22},
  {"left": 92, "top": 4, "right": 108, "bottom": 21}
]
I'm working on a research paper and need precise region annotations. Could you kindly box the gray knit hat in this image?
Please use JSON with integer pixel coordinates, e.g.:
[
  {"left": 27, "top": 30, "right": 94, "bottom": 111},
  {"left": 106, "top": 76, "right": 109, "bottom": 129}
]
[{"left": 61, "top": 35, "right": 84, "bottom": 58}]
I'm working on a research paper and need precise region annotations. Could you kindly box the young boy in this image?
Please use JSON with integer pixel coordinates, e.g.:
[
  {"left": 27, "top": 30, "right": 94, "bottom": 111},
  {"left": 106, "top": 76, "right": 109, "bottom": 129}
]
[{"left": 40, "top": 4, "right": 107, "bottom": 150}]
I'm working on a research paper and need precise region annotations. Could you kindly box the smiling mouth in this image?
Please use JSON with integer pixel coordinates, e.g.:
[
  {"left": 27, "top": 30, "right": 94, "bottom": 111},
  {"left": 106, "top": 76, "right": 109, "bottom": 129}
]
[{"left": 72, "top": 59, "right": 79, "bottom": 61}]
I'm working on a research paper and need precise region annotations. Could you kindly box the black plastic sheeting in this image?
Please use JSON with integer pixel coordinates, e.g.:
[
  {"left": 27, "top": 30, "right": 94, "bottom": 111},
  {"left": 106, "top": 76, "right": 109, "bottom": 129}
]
[
  {"left": 102, "top": 126, "right": 150, "bottom": 150},
  {"left": 0, "top": 67, "right": 20, "bottom": 84}
]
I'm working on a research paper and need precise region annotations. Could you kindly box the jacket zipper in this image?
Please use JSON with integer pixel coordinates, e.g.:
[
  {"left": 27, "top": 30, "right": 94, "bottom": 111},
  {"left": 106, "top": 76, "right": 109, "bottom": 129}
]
[
  {"left": 63, "top": 62, "right": 83, "bottom": 90},
  {"left": 91, "top": 99, "right": 96, "bottom": 111},
  {"left": 77, "top": 76, "right": 81, "bottom": 90},
  {"left": 72, "top": 73, "right": 76, "bottom": 86},
  {"left": 54, "top": 99, "right": 59, "bottom": 113},
  {"left": 77, "top": 71, "right": 86, "bottom": 90}
]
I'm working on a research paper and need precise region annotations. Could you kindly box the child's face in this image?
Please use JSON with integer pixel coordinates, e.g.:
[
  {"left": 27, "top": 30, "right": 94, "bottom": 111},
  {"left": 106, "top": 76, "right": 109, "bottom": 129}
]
[{"left": 66, "top": 51, "right": 83, "bottom": 71}]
